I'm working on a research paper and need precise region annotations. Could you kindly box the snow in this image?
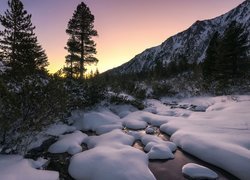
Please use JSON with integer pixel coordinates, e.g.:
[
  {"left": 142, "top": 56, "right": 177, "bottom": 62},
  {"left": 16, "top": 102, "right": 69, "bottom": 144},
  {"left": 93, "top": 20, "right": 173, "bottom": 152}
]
[
  {"left": 128, "top": 131, "right": 177, "bottom": 160},
  {"left": 109, "top": 104, "right": 138, "bottom": 118},
  {"left": 95, "top": 124, "right": 123, "bottom": 135},
  {"left": 69, "top": 130, "right": 156, "bottom": 180},
  {"left": 122, "top": 111, "right": 169, "bottom": 129},
  {"left": 85, "top": 129, "right": 134, "bottom": 148},
  {"left": 123, "top": 119, "right": 148, "bottom": 130},
  {"left": 145, "top": 127, "right": 155, "bottom": 134},
  {"left": 160, "top": 96, "right": 250, "bottom": 180},
  {"left": 5, "top": 95, "right": 250, "bottom": 180},
  {"left": 182, "top": 163, "right": 218, "bottom": 179},
  {"left": 46, "top": 123, "right": 76, "bottom": 136},
  {"left": 31, "top": 157, "right": 49, "bottom": 169},
  {"left": 145, "top": 99, "right": 192, "bottom": 118},
  {"left": 0, "top": 155, "right": 59, "bottom": 180},
  {"left": 148, "top": 144, "right": 174, "bottom": 160},
  {"left": 0, "top": 61, "right": 7, "bottom": 74},
  {"left": 48, "top": 131, "right": 87, "bottom": 155},
  {"left": 73, "top": 108, "right": 122, "bottom": 133}
]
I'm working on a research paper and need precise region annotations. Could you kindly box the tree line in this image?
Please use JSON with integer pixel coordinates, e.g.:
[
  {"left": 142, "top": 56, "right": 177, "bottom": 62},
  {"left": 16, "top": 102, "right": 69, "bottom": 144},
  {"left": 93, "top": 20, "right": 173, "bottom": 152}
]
[
  {"left": 0, "top": 0, "right": 101, "bottom": 153},
  {"left": 202, "top": 21, "right": 250, "bottom": 93}
]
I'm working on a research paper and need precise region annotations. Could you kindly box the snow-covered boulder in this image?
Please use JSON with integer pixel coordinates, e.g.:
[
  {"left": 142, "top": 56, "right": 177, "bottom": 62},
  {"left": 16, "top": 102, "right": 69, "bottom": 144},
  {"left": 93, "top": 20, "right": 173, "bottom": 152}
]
[
  {"left": 0, "top": 155, "right": 59, "bottom": 180},
  {"left": 69, "top": 129, "right": 156, "bottom": 180},
  {"left": 182, "top": 163, "right": 218, "bottom": 180},
  {"left": 148, "top": 144, "right": 174, "bottom": 160},
  {"left": 48, "top": 131, "right": 87, "bottom": 155}
]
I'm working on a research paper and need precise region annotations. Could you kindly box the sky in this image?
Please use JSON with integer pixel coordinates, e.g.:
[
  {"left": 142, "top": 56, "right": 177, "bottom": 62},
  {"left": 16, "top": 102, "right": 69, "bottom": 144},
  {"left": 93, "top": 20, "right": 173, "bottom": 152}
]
[{"left": 0, "top": 0, "right": 246, "bottom": 73}]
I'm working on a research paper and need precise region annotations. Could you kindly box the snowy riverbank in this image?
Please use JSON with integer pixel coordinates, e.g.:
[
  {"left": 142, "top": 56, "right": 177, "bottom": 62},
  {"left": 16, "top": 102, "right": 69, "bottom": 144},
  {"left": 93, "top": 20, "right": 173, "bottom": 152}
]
[{"left": 0, "top": 95, "right": 249, "bottom": 180}]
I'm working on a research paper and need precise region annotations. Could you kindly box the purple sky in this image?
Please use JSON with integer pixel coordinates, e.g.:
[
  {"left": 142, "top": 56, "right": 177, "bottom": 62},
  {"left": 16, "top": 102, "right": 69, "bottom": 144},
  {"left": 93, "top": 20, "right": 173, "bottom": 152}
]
[{"left": 0, "top": 0, "right": 245, "bottom": 73}]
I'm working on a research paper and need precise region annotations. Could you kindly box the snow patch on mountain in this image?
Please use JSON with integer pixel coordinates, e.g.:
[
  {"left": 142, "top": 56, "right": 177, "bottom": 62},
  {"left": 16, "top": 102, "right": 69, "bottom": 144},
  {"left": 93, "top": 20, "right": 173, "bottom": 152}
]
[{"left": 108, "top": 1, "right": 250, "bottom": 74}]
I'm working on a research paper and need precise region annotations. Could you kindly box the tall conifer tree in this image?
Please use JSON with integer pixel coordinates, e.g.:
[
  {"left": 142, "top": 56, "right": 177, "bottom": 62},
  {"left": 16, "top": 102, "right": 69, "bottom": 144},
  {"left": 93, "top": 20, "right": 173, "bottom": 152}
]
[
  {"left": 0, "top": 0, "right": 48, "bottom": 78},
  {"left": 66, "top": 2, "right": 98, "bottom": 79},
  {"left": 202, "top": 32, "right": 220, "bottom": 85}
]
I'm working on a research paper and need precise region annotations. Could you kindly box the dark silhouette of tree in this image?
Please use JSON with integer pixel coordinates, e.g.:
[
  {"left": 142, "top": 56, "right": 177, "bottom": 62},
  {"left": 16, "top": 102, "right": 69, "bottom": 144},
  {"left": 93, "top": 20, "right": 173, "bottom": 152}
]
[
  {"left": 0, "top": 0, "right": 48, "bottom": 78},
  {"left": 64, "top": 36, "right": 80, "bottom": 78},
  {"left": 202, "top": 32, "right": 220, "bottom": 87},
  {"left": 217, "top": 21, "right": 248, "bottom": 82},
  {"left": 66, "top": 2, "right": 98, "bottom": 79},
  {"left": 202, "top": 21, "right": 249, "bottom": 93}
]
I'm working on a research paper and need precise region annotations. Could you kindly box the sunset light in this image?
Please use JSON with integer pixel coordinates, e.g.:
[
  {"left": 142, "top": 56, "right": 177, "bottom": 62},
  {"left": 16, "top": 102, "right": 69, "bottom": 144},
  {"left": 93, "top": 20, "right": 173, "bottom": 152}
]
[{"left": 0, "top": 0, "right": 245, "bottom": 73}]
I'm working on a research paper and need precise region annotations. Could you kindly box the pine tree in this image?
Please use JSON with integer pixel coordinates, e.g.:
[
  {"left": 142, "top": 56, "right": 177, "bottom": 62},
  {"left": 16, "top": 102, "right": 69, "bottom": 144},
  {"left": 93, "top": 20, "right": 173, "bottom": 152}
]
[
  {"left": 216, "top": 21, "right": 248, "bottom": 88},
  {"left": 66, "top": 2, "right": 98, "bottom": 79},
  {"left": 0, "top": 0, "right": 48, "bottom": 78},
  {"left": 202, "top": 32, "right": 220, "bottom": 86},
  {"left": 64, "top": 36, "right": 80, "bottom": 78}
]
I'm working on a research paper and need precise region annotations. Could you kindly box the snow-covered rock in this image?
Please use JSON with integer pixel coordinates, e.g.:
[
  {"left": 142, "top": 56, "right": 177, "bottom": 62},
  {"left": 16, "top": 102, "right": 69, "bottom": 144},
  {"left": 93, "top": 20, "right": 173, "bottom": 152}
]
[
  {"left": 69, "top": 145, "right": 155, "bottom": 180},
  {"left": 160, "top": 96, "right": 250, "bottom": 180},
  {"left": 85, "top": 129, "right": 134, "bottom": 148},
  {"left": 182, "top": 163, "right": 218, "bottom": 180},
  {"left": 73, "top": 108, "right": 122, "bottom": 132},
  {"left": 0, "top": 155, "right": 59, "bottom": 180},
  {"left": 46, "top": 123, "right": 76, "bottom": 136},
  {"left": 145, "top": 127, "right": 155, "bottom": 134},
  {"left": 148, "top": 144, "right": 174, "bottom": 160},
  {"left": 122, "top": 111, "right": 169, "bottom": 129},
  {"left": 69, "top": 130, "right": 156, "bottom": 180},
  {"left": 48, "top": 131, "right": 87, "bottom": 155}
]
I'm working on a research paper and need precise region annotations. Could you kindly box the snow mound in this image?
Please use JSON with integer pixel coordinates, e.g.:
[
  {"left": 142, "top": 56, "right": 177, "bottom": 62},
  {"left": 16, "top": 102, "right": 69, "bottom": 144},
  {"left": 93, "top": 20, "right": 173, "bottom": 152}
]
[
  {"left": 128, "top": 131, "right": 176, "bottom": 160},
  {"left": 95, "top": 124, "right": 123, "bottom": 135},
  {"left": 182, "top": 163, "right": 218, "bottom": 179},
  {"left": 141, "top": 134, "right": 176, "bottom": 152},
  {"left": 145, "top": 127, "right": 155, "bottom": 134},
  {"left": 0, "top": 155, "right": 59, "bottom": 180},
  {"left": 46, "top": 123, "right": 76, "bottom": 136},
  {"left": 109, "top": 104, "right": 138, "bottom": 118},
  {"left": 73, "top": 109, "right": 122, "bottom": 132},
  {"left": 48, "top": 131, "right": 87, "bottom": 155},
  {"left": 122, "top": 111, "right": 169, "bottom": 129},
  {"left": 148, "top": 144, "right": 174, "bottom": 160},
  {"left": 145, "top": 99, "right": 192, "bottom": 117},
  {"left": 69, "top": 130, "right": 156, "bottom": 180},
  {"left": 86, "top": 129, "right": 134, "bottom": 148},
  {"left": 160, "top": 96, "right": 250, "bottom": 180},
  {"left": 123, "top": 119, "right": 148, "bottom": 130},
  {"left": 69, "top": 146, "right": 155, "bottom": 180}
]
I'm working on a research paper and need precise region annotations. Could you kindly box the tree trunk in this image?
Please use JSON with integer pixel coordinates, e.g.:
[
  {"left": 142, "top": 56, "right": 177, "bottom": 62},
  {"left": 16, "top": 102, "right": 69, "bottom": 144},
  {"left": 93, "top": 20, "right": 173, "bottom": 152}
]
[{"left": 80, "top": 35, "right": 84, "bottom": 79}]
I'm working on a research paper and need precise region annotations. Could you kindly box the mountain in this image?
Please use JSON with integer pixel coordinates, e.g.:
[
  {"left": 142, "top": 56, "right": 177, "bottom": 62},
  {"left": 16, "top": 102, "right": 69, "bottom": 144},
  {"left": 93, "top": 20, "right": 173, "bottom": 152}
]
[{"left": 108, "top": 0, "right": 250, "bottom": 74}]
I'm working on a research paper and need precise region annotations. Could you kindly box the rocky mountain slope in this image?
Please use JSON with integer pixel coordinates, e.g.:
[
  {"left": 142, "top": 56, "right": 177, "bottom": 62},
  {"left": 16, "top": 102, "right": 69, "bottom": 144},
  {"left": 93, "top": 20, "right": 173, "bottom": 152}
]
[{"left": 108, "top": 0, "right": 250, "bottom": 74}]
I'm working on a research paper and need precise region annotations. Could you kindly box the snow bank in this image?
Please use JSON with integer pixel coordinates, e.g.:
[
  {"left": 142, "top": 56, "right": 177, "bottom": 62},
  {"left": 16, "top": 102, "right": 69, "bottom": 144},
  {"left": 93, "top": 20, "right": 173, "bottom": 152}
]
[
  {"left": 182, "top": 163, "right": 218, "bottom": 179},
  {"left": 0, "top": 155, "right": 59, "bottom": 180},
  {"left": 122, "top": 111, "right": 169, "bottom": 129},
  {"left": 160, "top": 96, "right": 250, "bottom": 180},
  {"left": 145, "top": 99, "right": 192, "bottom": 117},
  {"left": 73, "top": 109, "right": 122, "bottom": 133},
  {"left": 85, "top": 129, "right": 134, "bottom": 148},
  {"left": 48, "top": 131, "right": 87, "bottom": 155},
  {"left": 69, "top": 130, "right": 156, "bottom": 180}
]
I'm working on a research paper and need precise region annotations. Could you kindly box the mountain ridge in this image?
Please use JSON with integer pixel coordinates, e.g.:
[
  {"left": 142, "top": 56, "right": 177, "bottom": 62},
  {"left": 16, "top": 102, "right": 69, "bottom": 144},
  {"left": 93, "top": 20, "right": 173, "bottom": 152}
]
[{"left": 107, "top": 0, "right": 250, "bottom": 75}]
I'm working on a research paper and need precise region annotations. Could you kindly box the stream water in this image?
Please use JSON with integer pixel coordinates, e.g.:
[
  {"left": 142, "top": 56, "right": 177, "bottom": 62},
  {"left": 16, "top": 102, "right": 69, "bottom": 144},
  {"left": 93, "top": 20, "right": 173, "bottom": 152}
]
[{"left": 132, "top": 128, "right": 239, "bottom": 180}]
